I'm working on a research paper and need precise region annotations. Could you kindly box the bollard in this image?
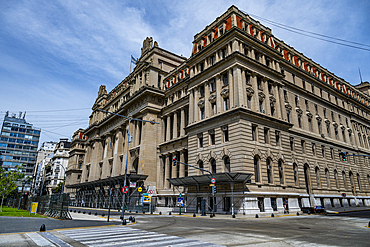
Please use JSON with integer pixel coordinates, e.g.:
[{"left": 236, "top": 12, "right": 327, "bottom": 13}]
[
  {"left": 297, "top": 212, "right": 300, "bottom": 216},
  {"left": 83, "top": 211, "right": 85, "bottom": 214},
  {"left": 40, "top": 224, "right": 46, "bottom": 232},
  {"left": 169, "top": 212, "right": 171, "bottom": 215},
  {"left": 255, "top": 214, "right": 259, "bottom": 218},
  {"left": 129, "top": 216, "right": 132, "bottom": 221},
  {"left": 143, "top": 211, "right": 145, "bottom": 214},
  {"left": 88, "top": 212, "right": 91, "bottom": 215},
  {"left": 74, "top": 210, "right": 76, "bottom": 213},
  {"left": 94, "top": 212, "right": 97, "bottom": 216},
  {"left": 70, "top": 210, "right": 72, "bottom": 212},
  {"left": 122, "top": 219, "right": 127, "bottom": 225},
  {"left": 210, "top": 214, "right": 213, "bottom": 218},
  {"left": 193, "top": 213, "right": 196, "bottom": 217},
  {"left": 102, "top": 213, "right": 105, "bottom": 217},
  {"left": 232, "top": 214, "right": 236, "bottom": 218},
  {"left": 159, "top": 212, "right": 162, "bottom": 215},
  {"left": 78, "top": 211, "right": 81, "bottom": 213},
  {"left": 368, "top": 221, "right": 370, "bottom": 228},
  {"left": 132, "top": 217, "right": 135, "bottom": 222},
  {"left": 136, "top": 211, "right": 138, "bottom": 214},
  {"left": 271, "top": 213, "right": 274, "bottom": 217}
]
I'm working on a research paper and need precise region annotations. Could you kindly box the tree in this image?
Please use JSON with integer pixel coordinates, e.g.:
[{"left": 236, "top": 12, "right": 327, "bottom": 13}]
[
  {"left": 0, "top": 165, "right": 24, "bottom": 212},
  {"left": 54, "top": 182, "right": 64, "bottom": 194}
]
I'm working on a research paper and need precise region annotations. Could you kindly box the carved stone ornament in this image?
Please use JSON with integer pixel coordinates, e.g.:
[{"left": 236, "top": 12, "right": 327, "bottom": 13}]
[
  {"left": 269, "top": 96, "right": 276, "bottom": 106},
  {"left": 306, "top": 111, "right": 313, "bottom": 119},
  {"left": 285, "top": 103, "right": 292, "bottom": 112},
  {"left": 208, "top": 94, "right": 217, "bottom": 103},
  {"left": 220, "top": 88, "right": 229, "bottom": 98},
  {"left": 347, "top": 128, "right": 352, "bottom": 133},
  {"left": 340, "top": 125, "right": 346, "bottom": 130},
  {"left": 315, "top": 115, "right": 322, "bottom": 122},
  {"left": 258, "top": 92, "right": 265, "bottom": 102},
  {"left": 296, "top": 107, "right": 303, "bottom": 116},
  {"left": 333, "top": 122, "right": 338, "bottom": 128},
  {"left": 324, "top": 119, "right": 330, "bottom": 124},
  {"left": 98, "top": 85, "right": 107, "bottom": 97},
  {"left": 198, "top": 100, "right": 205, "bottom": 108},
  {"left": 246, "top": 87, "right": 254, "bottom": 97}
]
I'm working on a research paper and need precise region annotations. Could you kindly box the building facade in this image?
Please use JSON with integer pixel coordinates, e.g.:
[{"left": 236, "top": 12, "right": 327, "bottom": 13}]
[
  {"left": 44, "top": 138, "right": 70, "bottom": 195},
  {"left": 0, "top": 111, "right": 40, "bottom": 192},
  {"left": 66, "top": 6, "right": 370, "bottom": 214}
]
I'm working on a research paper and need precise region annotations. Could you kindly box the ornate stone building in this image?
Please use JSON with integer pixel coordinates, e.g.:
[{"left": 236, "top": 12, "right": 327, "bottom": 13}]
[{"left": 66, "top": 6, "right": 370, "bottom": 214}]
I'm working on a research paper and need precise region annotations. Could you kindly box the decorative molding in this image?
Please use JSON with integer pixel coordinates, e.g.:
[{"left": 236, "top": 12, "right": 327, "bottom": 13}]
[
  {"left": 197, "top": 100, "right": 205, "bottom": 108},
  {"left": 246, "top": 87, "right": 254, "bottom": 97},
  {"left": 208, "top": 94, "right": 217, "bottom": 103},
  {"left": 220, "top": 88, "right": 229, "bottom": 98},
  {"left": 258, "top": 92, "right": 265, "bottom": 102}
]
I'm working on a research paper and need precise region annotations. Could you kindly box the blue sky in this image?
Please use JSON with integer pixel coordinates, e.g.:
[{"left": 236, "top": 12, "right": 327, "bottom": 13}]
[{"left": 1, "top": 0, "right": 369, "bottom": 147}]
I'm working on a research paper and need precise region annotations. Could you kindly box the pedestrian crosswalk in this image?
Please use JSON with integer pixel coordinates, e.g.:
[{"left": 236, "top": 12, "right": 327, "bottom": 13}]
[{"left": 59, "top": 226, "right": 224, "bottom": 247}]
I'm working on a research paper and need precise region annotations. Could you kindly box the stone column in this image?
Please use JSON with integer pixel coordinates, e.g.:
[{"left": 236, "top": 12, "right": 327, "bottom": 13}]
[
  {"left": 134, "top": 121, "right": 140, "bottom": 146},
  {"left": 250, "top": 48, "right": 255, "bottom": 60},
  {"left": 228, "top": 69, "right": 234, "bottom": 108},
  {"left": 173, "top": 111, "right": 178, "bottom": 138},
  {"left": 232, "top": 39, "right": 239, "bottom": 52},
  {"left": 164, "top": 154, "right": 170, "bottom": 189},
  {"left": 216, "top": 75, "right": 223, "bottom": 114},
  {"left": 274, "top": 84, "right": 282, "bottom": 119},
  {"left": 227, "top": 42, "right": 232, "bottom": 55},
  {"left": 189, "top": 90, "right": 194, "bottom": 123},
  {"left": 251, "top": 74, "right": 259, "bottom": 111},
  {"left": 158, "top": 156, "right": 165, "bottom": 189},
  {"left": 179, "top": 151, "right": 186, "bottom": 177},
  {"left": 166, "top": 115, "right": 171, "bottom": 141},
  {"left": 180, "top": 108, "right": 185, "bottom": 136},
  {"left": 161, "top": 118, "right": 166, "bottom": 142},
  {"left": 112, "top": 130, "right": 124, "bottom": 177},
  {"left": 278, "top": 86, "right": 287, "bottom": 121},
  {"left": 194, "top": 88, "right": 199, "bottom": 122},
  {"left": 205, "top": 82, "right": 210, "bottom": 117},
  {"left": 215, "top": 50, "right": 219, "bottom": 63},
  {"left": 263, "top": 79, "right": 271, "bottom": 115},
  {"left": 233, "top": 66, "right": 244, "bottom": 107}
]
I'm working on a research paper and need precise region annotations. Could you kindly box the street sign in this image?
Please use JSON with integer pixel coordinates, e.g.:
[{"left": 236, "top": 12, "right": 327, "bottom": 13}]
[
  {"left": 341, "top": 193, "right": 346, "bottom": 198},
  {"left": 209, "top": 184, "right": 215, "bottom": 186},
  {"left": 138, "top": 187, "right": 142, "bottom": 193},
  {"left": 148, "top": 190, "right": 153, "bottom": 196},
  {"left": 122, "top": 186, "right": 129, "bottom": 194},
  {"left": 143, "top": 195, "right": 151, "bottom": 204},
  {"left": 129, "top": 182, "right": 136, "bottom": 188},
  {"left": 30, "top": 202, "right": 38, "bottom": 215},
  {"left": 177, "top": 197, "right": 184, "bottom": 207},
  {"left": 211, "top": 178, "right": 216, "bottom": 184}
]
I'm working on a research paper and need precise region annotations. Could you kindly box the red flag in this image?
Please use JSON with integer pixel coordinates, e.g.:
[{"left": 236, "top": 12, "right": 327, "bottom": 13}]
[
  {"left": 203, "top": 36, "right": 207, "bottom": 47},
  {"left": 328, "top": 77, "right": 333, "bottom": 86},
  {"left": 260, "top": 31, "right": 264, "bottom": 43},
  {"left": 249, "top": 25, "right": 254, "bottom": 36},
  {"left": 303, "top": 62, "right": 309, "bottom": 72},
  {"left": 293, "top": 56, "right": 299, "bottom": 66},
  {"left": 214, "top": 27, "right": 218, "bottom": 39},
  {"left": 174, "top": 74, "right": 176, "bottom": 84},
  {"left": 283, "top": 50, "right": 289, "bottom": 61},
  {"left": 193, "top": 43, "right": 197, "bottom": 54}
]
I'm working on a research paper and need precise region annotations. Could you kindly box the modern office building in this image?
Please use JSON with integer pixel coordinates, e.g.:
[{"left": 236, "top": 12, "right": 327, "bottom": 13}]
[
  {"left": 66, "top": 6, "right": 370, "bottom": 214},
  {"left": 0, "top": 111, "right": 40, "bottom": 191}
]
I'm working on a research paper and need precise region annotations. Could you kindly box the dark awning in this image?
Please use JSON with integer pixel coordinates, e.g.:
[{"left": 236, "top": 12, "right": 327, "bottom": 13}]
[
  {"left": 66, "top": 174, "right": 148, "bottom": 188},
  {"left": 167, "top": 172, "right": 253, "bottom": 187}
]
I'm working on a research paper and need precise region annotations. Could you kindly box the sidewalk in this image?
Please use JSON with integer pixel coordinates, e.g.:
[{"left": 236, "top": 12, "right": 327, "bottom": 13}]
[{"left": 326, "top": 206, "right": 370, "bottom": 214}]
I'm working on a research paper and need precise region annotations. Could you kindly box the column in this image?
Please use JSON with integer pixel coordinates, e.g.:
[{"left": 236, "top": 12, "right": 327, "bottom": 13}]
[
  {"left": 112, "top": 130, "right": 124, "bottom": 176},
  {"left": 228, "top": 69, "right": 234, "bottom": 108},
  {"left": 261, "top": 54, "right": 266, "bottom": 66},
  {"left": 227, "top": 42, "right": 232, "bottom": 55},
  {"left": 172, "top": 153, "right": 177, "bottom": 179},
  {"left": 180, "top": 108, "right": 185, "bottom": 136},
  {"left": 216, "top": 75, "right": 223, "bottom": 114},
  {"left": 158, "top": 156, "right": 165, "bottom": 189},
  {"left": 180, "top": 151, "right": 186, "bottom": 177},
  {"left": 251, "top": 73, "right": 259, "bottom": 111},
  {"left": 215, "top": 50, "right": 219, "bottom": 63},
  {"left": 250, "top": 48, "right": 255, "bottom": 60},
  {"left": 205, "top": 82, "right": 210, "bottom": 117},
  {"left": 134, "top": 122, "right": 140, "bottom": 145},
  {"left": 161, "top": 118, "right": 166, "bottom": 142},
  {"left": 166, "top": 115, "right": 171, "bottom": 141},
  {"left": 173, "top": 111, "right": 178, "bottom": 138},
  {"left": 278, "top": 86, "right": 287, "bottom": 121},
  {"left": 263, "top": 79, "right": 271, "bottom": 115},
  {"left": 194, "top": 88, "right": 199, "bottom": 122},
  {"left": 232, "top": 39, "right": 239, "bottom": 52},
  {"left": 233, "top": 66, "right": 244, "bottom": 107},
  {"left": 164, "top": 154, "right": 170, "bottom": 189},
  {"left": 189, "top": 90, "right": 194, "bottom": 123}
]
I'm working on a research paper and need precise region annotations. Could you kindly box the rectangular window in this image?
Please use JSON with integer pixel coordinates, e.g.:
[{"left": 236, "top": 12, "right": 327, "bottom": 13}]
[
  {"left": 211, "top": 102, "right": 217, "bottom": 116},
  {"left": 199, "top": 85, "right": 205, "bottom": 97},
  {"left": 302, "top": 80, "right": 306, "bottom": 90},
  {"left": 209, "top": 130, "right": 215, "bottom": 145},
  {"left": 298, "top": 115, "right": 302, "bottom": 128},
  {"left": 224, "top": 97, "right": 229, "bottom": 111},
  {"left": 295, "top": 96, "right": 299, "bottom": 106},
  {"left": 311, "top": 84, "right": 315, "bottom": 93},
  {"left": 220, "top": 48, "right": 226, "bottom": 59},
  {"left": 321, "top": 145, "right": 325, "bottom": 158},
  {"left": 301, "top": 140, "right": 306, "bottom": 154},
  {"left": 264, "top": 128, "right": 270, "bottom": 144},
  {"left": 330, "top": 147, "right": 334, "bottom": 159},
  {"left": 222, "top": 126, "right": 229, "bottom": 142},
  {"left": 222, "top": 73, "right": 228, "bottom": 86},
  {"left": 198, "top": 134, "right": 203, "bottom": 148},
  {"left": 312, "top": 143, "right": 316, "bottom": 156},
  {"left": 209, "top": 55, "right": 215, "bottom": 66},
  {"left": 290, "top": 137, "right": 294, "bottom": 151},
  {"left": 292, "top": 74, "right": 296, "bottom": 84},
  {"left": 252, "top": 125, "right": 258, "bottom": 142},
  {"left": 275, "top": 131, "right": 280, "bottom": 146},
  {"left": 308, "top": 118, "right": 313, "bottom": 132},
  {"left": 200, "top": 107, "right": 205, "bottom": 120},
  {"left": 210, "top": 79, "right": 216, "bottom": 92}
]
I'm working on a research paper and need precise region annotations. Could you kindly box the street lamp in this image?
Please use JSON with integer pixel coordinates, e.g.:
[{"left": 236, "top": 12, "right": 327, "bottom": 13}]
[{"left": 97, "top": 109, "right": 159, "bottom": 224}]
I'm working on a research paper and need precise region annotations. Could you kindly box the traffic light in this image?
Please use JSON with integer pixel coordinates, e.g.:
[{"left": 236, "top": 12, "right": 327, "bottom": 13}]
[
  {"left": 172, "top": 156, "right": 177, "bottom": 166},
  {"left": 339, "top": 151, "right": 346, "bottom": 161},
  {"left": 212, "top": 186, "right": 217, "bottom": 194}
]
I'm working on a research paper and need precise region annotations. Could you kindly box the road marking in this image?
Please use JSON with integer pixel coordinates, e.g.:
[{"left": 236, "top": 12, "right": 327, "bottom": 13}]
[
  {"left": 59, "top": 226, "right": 224, "bottom": 246},
  {"left": 39, "top": 232, "right": 73, "bottom": 247},
  {"left": 26, "top": 232, "right": 54, "bottom": 247}
]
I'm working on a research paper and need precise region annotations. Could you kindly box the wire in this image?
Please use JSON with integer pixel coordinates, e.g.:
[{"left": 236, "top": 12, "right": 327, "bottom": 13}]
[
  {"left": 0, "top": 108, "right": 91, "bottom": 113},
  {"left": 242, "top": 11, "right": 370, "bottom": 52}
]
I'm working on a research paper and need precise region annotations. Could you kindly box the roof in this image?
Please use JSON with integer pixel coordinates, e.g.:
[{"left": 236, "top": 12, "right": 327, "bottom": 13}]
[
  {"left": 66, "top": 174, "right": 148, "bottom": 188},
  {"left": 167, "top": 172, "right": 253, "bottom": 187}
]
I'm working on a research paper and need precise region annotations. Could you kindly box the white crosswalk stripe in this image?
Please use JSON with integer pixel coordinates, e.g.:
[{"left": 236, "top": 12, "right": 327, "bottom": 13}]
[{"left": 59, "top": 226, "right": 224, "bottom": 247}]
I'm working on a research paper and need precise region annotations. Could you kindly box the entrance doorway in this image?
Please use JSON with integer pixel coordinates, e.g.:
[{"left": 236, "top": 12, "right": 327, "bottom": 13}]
[
  {"left": 271, "top": 197, "right": 277, "bottom": 211},
  {"left": 223, "top": 197, "right": 231, "bottom": 212},
  {"left": 258, "top": 197, "right": 264, "bottom": 212}
]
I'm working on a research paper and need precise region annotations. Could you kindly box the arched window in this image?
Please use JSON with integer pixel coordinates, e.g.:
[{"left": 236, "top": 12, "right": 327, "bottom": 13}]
[
  {"left": 224, "top": 156, "right": 230, "bottom": 173},
  {"left": 315, "top": 167, "right": 320, "bottom": 187},
  {"left": 342, "top": 171, "right": 346, "bottom": 189},
  {"left": 254, "top": 156, "right": 260, "bottom": 183},
  {"left": 367, "top": 174, "right": 370, "bottom": 188},
  {"left": 198, "top": 160, "right": 204, "bottom": 175},
  {"left": 334, "top": 170, "right": 339, "bottom": 188},
  {"left": 325, "top": 168, "right": 330, "bottom": 188},
  {"left": 267, "top": 158, "right": 273, "bottom": 184},
  {"left": 304, "top": 164, "right": 310, "bottom": 194},
  {"left": 357, "top": 173, "right": 361, "bottom": 191},
  {"left": 278, "top": 160, "right": 284, "bottom": 185},
  {"left": 210, "top": 158, "right": 216, "bottom": 174},
  {"left": 349, "top": 171, "right": 354, "bottom": 190},
  {"left": 293, "top": 163, "right": 298, "bottom": 186}
]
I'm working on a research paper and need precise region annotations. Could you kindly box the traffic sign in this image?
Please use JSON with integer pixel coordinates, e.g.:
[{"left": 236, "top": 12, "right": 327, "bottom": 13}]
[
  {"left": 341, "top": 193, "right": 346, "bottom": 198},
  {"left": 148, "top": 190, "right": 153, "bottom": 196},
  {"left": 122, "top": 186, "right": 129, "bottom": 194},
  {"left": 138, "top": 187, "right": 142, "bottom": 193},
  {"left": 211, "top": 178, "right": 216, "bottom": 184},
  {"left": 177, "top": 197, "right": 184, "bottom": 207}
]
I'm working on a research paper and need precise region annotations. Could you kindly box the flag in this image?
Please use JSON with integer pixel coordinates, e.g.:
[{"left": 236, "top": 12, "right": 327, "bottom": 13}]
[{"left": 131, "top": 55, "right": 137, "bottom": 65}]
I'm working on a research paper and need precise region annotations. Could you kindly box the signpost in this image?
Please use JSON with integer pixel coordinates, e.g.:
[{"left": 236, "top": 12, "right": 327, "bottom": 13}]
[
  {"left": 138, "top": 187, "right": 142, "bottom": 193},
  {"left": 143, "top": 193, "right": 151, "bottom": 204},
  {"left": 148, "top": 190, "right": 153, "bottom": 196},
  {"left": 342, "top": 193, "right": 346, "bottom": 210},
  {"left": 177, "top": 195, "right": 184, "bottom": 215},
  {"left": 122, "top": 186, "right": 129, "bottom": 194}
]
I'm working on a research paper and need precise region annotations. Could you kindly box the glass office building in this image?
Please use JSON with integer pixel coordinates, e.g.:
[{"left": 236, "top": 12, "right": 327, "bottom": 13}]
[{"left": 0, "top": 112, "right": 40, "bottom": 186}]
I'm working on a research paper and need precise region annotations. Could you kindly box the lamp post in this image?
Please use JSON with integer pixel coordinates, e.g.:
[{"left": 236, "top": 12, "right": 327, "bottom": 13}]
[{"left": 97, "top": 109, "right": 159, "bottom": 224}]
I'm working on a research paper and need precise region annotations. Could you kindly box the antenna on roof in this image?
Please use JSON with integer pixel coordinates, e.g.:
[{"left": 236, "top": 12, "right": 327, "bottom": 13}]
[
  {"left": 359, "top": 67, "right": 363, "bottom": 83},
  {"left": 23, "top": 111, "right": 26, "bottom": 119}
]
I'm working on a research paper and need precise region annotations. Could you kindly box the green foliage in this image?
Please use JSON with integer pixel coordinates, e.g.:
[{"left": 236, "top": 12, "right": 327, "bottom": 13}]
[
  {"left": 54, "top": 182, "right": 64, "bottom": 194},
  {"left": 0, "top": 165, "right": 25, "bottom": 212},
  {"left": 0, "top": 206, "right": 46, "bottom": 218}
]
